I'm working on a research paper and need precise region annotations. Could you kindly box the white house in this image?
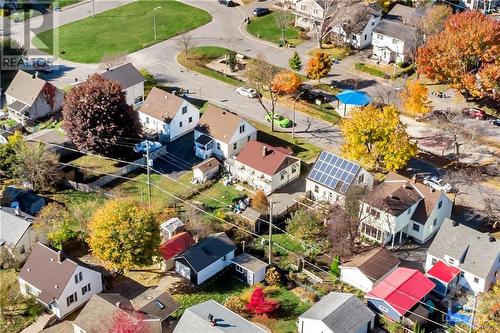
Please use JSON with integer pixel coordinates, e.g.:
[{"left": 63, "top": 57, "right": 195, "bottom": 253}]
[
  {"left": 194, "top": 105, "right": 257, "bottom": 160},
  {"left": 174, "top": 233, "right": 236, "bottom": 285},
  {"left": 298, "top": 292, "right": 375, "bottom": 333},
  {"left": 138, "top": 87, "right": 200, "bottom": 143},
  {"left": 359, "top": 173, "right": 453, "bottom": 247},
  {"left": 293, "top": 0, "right": 327, "bottom": 30},
  {"left": 461, "top": 0, "right": 499, "bottom": 12},
  {"left": 5, "top": 70, "right": 64, "bottom": 125},
  {"left": 100, "top": 63, "right": 146, "bottom": 110},
  {"left": 18, "top": 242, "right": 103, "bottom": 318},
  {"left": 232, "top": 252, "right": 268, "bottom": 286},
  {"left": 340, "top": 247, "right": 400, "bottom": 292},
  {"left": 425, "top": 219, "right": 500, "bottom": 293},
  {"left": 227, "top": 141, "right": 301, "bottom": 195},
  {"left": 306, "top": 151, "right": 373, "bottom": 204},
  {"left": 192, "top": 157, "right": 221, "bottom": 183}
]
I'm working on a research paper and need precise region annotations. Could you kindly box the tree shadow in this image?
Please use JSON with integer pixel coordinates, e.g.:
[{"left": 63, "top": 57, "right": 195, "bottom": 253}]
[
  {"left": 256, "top": 130, "right": 306, "bottom": 156},
  {"left": 332, "top": 78, "right": 378, "bottom": 90}
]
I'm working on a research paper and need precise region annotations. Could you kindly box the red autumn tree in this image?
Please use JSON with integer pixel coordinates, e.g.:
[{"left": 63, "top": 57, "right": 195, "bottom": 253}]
[
  {"left": 246, "top": 287, "right": 279, "bottom": 316},
  {"left": 108, "top": 309, "right": 150, "bottom": 333},
  {"left": 271, "top": 70, "right": 302, "bottom": 95},
  {"left": 416, "top": 11, "right": 500, "bottom": 101},
  {"left": 63, "top": 74, "right": 141, "bottom": 157}
]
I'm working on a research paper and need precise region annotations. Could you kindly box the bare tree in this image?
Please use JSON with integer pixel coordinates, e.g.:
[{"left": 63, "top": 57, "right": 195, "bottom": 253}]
[
  {"left": 275, "top": 8, "right": 290, "bottom": 44},
  {"left": 101, "top": 51, "right": 127, "bottom": 69},
  {"left": 175, "top": 33, "right": 195, "bottom": 60},
  {"left": 339, "top": 8, "right": 369, "bottom": 48},
  {"left": 443, "top": 167, "right": 483, "bottom": 205},
  {"left": 374, "top": 83, "right": 399, "bottom": 106}
]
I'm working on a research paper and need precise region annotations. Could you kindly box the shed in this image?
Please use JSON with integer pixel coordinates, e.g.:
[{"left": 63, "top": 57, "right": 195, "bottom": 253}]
[
  {"left": 231, "top": 253, "right": 268, "bottom": 285},
  {"left": 159, "top": 232, "right": 195, "bottom": 271},
  {"left": 334, "top": 90, "right": 372, "bottom": 118},
  {"left": 160, "top": 217, "right": 185, "bottom": 240},
  {"left": 192, "top": 157, "right": 220, "bottom": 183}
]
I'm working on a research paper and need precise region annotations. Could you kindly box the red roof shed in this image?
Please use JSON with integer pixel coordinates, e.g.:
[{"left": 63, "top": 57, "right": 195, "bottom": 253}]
[{"left": 159, "top": 232, "right": 195, "bottom": 261}]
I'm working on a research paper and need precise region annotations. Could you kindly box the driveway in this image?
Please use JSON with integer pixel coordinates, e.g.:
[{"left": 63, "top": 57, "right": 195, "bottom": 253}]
[{"left": 153, "top": 131, "right": 201, "bottom": 177}]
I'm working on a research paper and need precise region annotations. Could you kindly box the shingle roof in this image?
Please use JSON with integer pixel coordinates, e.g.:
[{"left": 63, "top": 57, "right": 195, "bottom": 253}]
[
  {"left": 231, "top": 253, "right": 268, "bottom": 273},
  {"left": 5, "top": 70, "right": 50, "bottom": 106},
  {"left": 427, "top": 219, "right": 500, "bottom": 279},
  {"left": 174, "top": 233, "right": 236, "bottom": 272},
  {"left": 0, "top": 207, "right": 34, "bottom": 248},
  {"left": 341, "top": 247, "right": 400, "bottom": 283},
  {"left": 100, "top": 63, "right": 145, "bottom": 90},
  {"left": 173, "top": 300, "right": 267, "bottom": 333},
  {"left": 300, "top": 292, "right": 375, "bottom": 332},
  {"left": 197, "top": 105, "right": 253, "bottom": 144},
  {"left": 373, "top": 19, "right": 418, "bottom": 44},
  {"left": 139, "top": 87, "right": 185, "bottom": 123},
  {"left": 235, "top": 141, "right": 298, "bottom": 176},
  {"left": 130, "top": 288, "right": 179, "bottom": 320},
  {"left": 193, "top": 157, "right": 221, "bottom": 174}
]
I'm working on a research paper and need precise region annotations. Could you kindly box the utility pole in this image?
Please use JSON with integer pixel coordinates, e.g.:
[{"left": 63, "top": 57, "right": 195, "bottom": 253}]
[
  {"left": 153, "top": 7, "right": 162, "bottom": 41},
  {"left": 469, "top": 294, "right": 478, "bottom": 333},
  {"left": 292, "top": 91, "right": 304, "bottom": 139},
  {"left": 268, "top": 201, "right": 273, "bottom": 265},
  {"left": 145, "top": 140, "right": 152, "bottom": 206},
  {"left": 92, "top": 0, "right": 95, "bottom": 18}
]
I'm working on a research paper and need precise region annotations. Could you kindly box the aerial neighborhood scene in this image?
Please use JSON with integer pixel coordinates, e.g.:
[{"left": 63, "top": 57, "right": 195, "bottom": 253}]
[{"left": 1, "top": 0, "right": 500, "bottom": 332}]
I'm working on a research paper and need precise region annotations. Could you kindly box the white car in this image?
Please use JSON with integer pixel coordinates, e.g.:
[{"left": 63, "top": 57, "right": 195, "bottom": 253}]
[
  {"left": 236, "top": 87, "right": 258, "bottom": 98},
  {"left": 423, "top": 176, "right": 453, "bottom": 193}
]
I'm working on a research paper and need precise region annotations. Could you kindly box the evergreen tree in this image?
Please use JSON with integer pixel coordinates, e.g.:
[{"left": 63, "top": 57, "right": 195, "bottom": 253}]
[{"left": 288, "top": 51, "right": 302, "bottom": 71}]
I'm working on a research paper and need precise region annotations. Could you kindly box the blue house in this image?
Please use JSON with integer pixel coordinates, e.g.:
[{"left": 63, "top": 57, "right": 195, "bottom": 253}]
[{"left": 334, "top": 90, "right": 372, "bottom": 118}]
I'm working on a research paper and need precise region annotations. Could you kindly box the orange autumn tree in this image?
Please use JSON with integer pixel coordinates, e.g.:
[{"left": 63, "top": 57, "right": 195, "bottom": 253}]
[
  {"left": 416, "top": 11, "right": 500, "bottom": 101},
  {"left": 305, "top": 52, "right": 332, "bottom": 83},
  {"left": 401, "top": 80, "right": 431, "bottom": 116},
  {"left": 271, "top": 70, "right": 302, "bottom": 95}
]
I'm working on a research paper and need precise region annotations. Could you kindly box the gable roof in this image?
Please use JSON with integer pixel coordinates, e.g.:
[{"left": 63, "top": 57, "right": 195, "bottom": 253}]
[
  {"left": 197, "top": 105, "right": 253, "bottom": 144},
  {"left": 130, "top": 288, "right": 179, "bottom": 320},
  {"left": 139, "top": 87, "right": 187, "bottom": 123},
  {"left": 175, "top": 233, "right": 235, "bottom": 272},
  {"left": 231, "top": 253, "right": 268, "bottom": 273},
  {"left": 427, "top": 219, "right": 500, "bottom": 279},
  {"left": 5, "top": 70, "right": 51, "bottom": 106},
  {"left": 160, "top": 217, "right": 185, "bottom": 234},
  {"left": 19, "top": 242, "right": 100, "bottom": 304},
  {"left": 336, "top": 90, "right": 372, "bottom": 106},
  {"left": 307, "top": 151, "right": 362, "bottom": 194},
  {"left": 2, "top": 186, "right": 46, "bottom": 216},
  {"left": 386, "top": 4, "right": 418, "bottom": 23},
  {"left": 366, "top": 268, "right": 435, "bottom": 316},
  {"left": 100, "top": 63, "right": 145, "bottom": 90},
  {"left": 0, "top": 207, "right": 34, "bottom": 248},
  {"left": 426, "top": 260, "right": 461, "bottom": 284},
  {"left": 341, "top": 247, "right": 400, "bottom": 283},
  {"left": 372, "top": 19, "right": 418, "bottom": 44},
  {"left": 173, "top": 300, "right": 267, "bottom": 333},
  {"left": 193, "top": 157, "right": 221, "bottom": 174},
  {"left": 300, "top": 292, "right": 375, "bottom": 332},
  {"left": 235, "top": 141, "right": 298, "bottom": 176},
  {"left": 159, "top": 232, "right": 195, "bottom": 261}
]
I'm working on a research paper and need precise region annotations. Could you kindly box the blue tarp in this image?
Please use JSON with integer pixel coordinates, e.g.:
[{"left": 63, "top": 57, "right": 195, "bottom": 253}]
[
  {"left": 446, "top": 310, "right": 472, "bottom": 326},
  {"left": 335, "top": 90, "right": 372, "bottom": 106}
]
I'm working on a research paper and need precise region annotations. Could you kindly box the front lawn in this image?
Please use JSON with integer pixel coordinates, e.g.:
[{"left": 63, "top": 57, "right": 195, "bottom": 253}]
[
  {"left": 247, "top": 11, "right": 301, "bottom": 46},
  {"left": 33, "top": 0, "right": 212, "bottom": 63},
  {"left": 306, "top": 46, "right": 352, "bottom": 60}
]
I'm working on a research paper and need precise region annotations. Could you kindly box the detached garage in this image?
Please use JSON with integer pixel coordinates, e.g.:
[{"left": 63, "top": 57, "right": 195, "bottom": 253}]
[{"left": 232, "top": 253, "right": 268, "bottom": 286}]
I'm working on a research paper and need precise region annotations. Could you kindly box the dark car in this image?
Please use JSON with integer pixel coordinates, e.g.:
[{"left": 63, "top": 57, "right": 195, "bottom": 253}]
[
  {"left": 462, "top": 107, "right": 486, "bottom": 120},
  {"left": 490, "top": 118, "right": 500, "bottom": 126},
  {"left": 218, "top": 0, "right": 234, "bottom": 6},
  {"left": 252, "top": 7, "right": 270, "bottom": 16}
]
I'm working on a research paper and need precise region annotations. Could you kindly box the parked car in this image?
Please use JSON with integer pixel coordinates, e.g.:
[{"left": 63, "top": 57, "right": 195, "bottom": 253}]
[
  {"left": 423, "top": 176, "right": 453, "bottom": 193},
  {"left": 218, "top": 0, "right": 234, "bottom": 6},
  {"left": 490, "top": 118, "right": 500, "bottom": 126},
  {"left": 236, "top": 87, "right": 258, "bottom": 98},
  {"left": 265, "top": 113, "right": 292, "bottom": 128},
  {"left": 462, "top": 108, "right": 486, "bottom": 120},
  {"left": 252, "top": 7, "right": 270, "bottom": 16}
]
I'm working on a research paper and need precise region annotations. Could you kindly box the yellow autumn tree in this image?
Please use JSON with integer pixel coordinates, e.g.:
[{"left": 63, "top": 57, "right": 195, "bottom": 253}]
[
  {"left": 88, "top": 199, "right": 160, "bottom": 270},
  {"left": 474, "top": 281, "right": 500, "bottom": 333},
  {"left": 305, "top": 52, "right": 332, "bottom": 83},
  {"left": 341, "top": 104, "right": 417, "bottom": 171},
  {"left": 401, "top": 80, "right": 432, "bottom": 116}
]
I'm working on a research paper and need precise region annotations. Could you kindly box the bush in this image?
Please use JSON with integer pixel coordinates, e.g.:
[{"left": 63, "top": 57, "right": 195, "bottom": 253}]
[
  {"left": 355, "top": 62, "right": 388, "bottom": 79},
  {"left": 264, "top": 285, "right": 280, "bottom": 296},
  {"left": 224, "top": 295, "right": 247, "bottom": 313},
  {"left": 251, "top": 190, "right": 269, "bottom": 213},
  {"left": 265, "top": 267, "right": 281, "bottom": 286}
]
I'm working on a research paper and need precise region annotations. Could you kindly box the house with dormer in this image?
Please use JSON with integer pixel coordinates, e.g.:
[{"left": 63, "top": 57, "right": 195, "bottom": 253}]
[{"left": 100, "top": 63, "right": 146, "bottom": 110}]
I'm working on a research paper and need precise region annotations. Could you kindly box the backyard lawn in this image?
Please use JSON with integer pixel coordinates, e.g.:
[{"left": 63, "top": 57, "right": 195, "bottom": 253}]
[
  {"left": 247, "top": 11, "right": 301, "bottom": 46},
  {"left": 33, "top": 0, "right": 212, "bottom": 63},
  {"left": 193, "top": 181, "right": 246, "bottom": 210},
  {"left": 71, "top": 154, "right": 124, "bottom": 175}
]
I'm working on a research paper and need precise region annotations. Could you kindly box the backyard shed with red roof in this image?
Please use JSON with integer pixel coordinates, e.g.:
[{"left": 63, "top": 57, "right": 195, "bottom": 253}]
[
  {"left": 159, "top": 232, "right": 195, "bottom": 271},
  {"left": 426, "top": 260, "right": 461, "bottom": 296}
]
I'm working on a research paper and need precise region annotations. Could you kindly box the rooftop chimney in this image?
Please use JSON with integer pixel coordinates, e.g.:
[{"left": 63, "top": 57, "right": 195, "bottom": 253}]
[
  {"left": 57, "top": 250, "right": 63, "bottom": 263},
  {"left": 262, "top": 145, "right": 267, "bottom": 157},
  {"left": 411, "top": 174, "right": 417, "bottom": 184},
  {"left": 116, "top": 302, "right": 121, "bottom": 308}
]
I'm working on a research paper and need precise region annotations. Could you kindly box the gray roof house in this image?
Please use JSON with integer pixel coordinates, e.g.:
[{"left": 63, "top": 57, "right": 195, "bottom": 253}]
[
  {"left": 298, "top": 292, "right": 375, "bottom": 333},
  {"left": 173, "top": 300, "right": 267, "bottom": 333},
  {"left": 100, "top": 63, "right": 146, "bottom": 109},
  {"left": 0, "top": 207, "right": 38, "bottom": 259},
  {"left": 425, "top": 219, "right": 500, "bottom": 293}
]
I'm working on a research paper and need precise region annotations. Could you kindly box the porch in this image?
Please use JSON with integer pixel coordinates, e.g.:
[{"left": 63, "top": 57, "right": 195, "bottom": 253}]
[
  {"left": 7, "top": 100, "right": 31, "bottom": 126},
  {"left": 359, "top": 221, "right": 408, "bottom": 248},
  {"left": 194, "top": 134, "right": 214, "bottom": 160}
]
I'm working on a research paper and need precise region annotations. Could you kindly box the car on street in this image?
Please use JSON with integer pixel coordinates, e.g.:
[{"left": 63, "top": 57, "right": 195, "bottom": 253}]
[
  {"left": 218, "top": 0, "right": 234, "bottom": 6},
  {"left": 265, "top": 113, "right": 292, "bottom": 128},
  {"left": 490, "top": 118, "right": 500, "bottom": 126},
  {"left": 462, "top": 107, "right": 486, "bottom": 120},
  {"left": 252, "top": 7, "right": 270, "bottom": 16},
  {"left": 423, "top": 176, "right": 453, "bottom": 193},
  {"left": 236, "top": 87, "right": 258, "bottom": 98}
]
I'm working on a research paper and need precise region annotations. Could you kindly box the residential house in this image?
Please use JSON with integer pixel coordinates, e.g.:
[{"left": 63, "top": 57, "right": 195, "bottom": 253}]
[
  {"left": 4, "top": 70, "right": 64, "bottom": 125},
  {"left": 159, "top": 232, "right": 195, "bottom": 271},
  {"left": 0, "top": 207, "right": 43, "bottom": 260},
  {"left": 72, "top": 289, "right": 179, "bottom": 333},
  {"left": 100, "top": 63, "right": 146, "bottom": 110},
  {"left": 293, "top": 0, "right": 328, "bottom": 30},
  {"left": 174, "top": 300, "right": 267, "bottom": 332},
  {"left": 192, "top": 157, "right": 221, "bottom": 183},
  {"left": 371, "top": 4, "right": 424, "bottom": 64},
  {"left": 173, "top": 232, "right": 236, "bottom": 285},
  {"left": 425, "top": 218, "right": 500, "bottom": 293},
  {"left": 227, "top": 141, "right": 301, "bottom": 194},
  {"left": 160, "top": 217, "right": 185, "bottom": 241},
  {"left": 194, "top": 105, "right": 257, "bottom": 160},
  {"left": 19, "top": 242, "right": 103, "bottom": 318},
  {"left": 359, "top": 173, "right": 453, "bottom": 246},
  {"left": 425, "top": 260, "right": 461, "bottom": 297},
  {"left": 298, "top": 292, "right": 375, "bottom": 333},
  {"left": 365, "top": 268, "right": 435, "bottom": 322},
  {"left": 334, "top": 90, "right": 372, "bottom": 118},
  {"left": 306, "top": 151, "right": 373, "bottom": 204},
  {"left": 25, "top": 129, "right": 76, "bottom": 159},
  {"left": 138, "top": 87, "right": 200, "bottom": 143},
  {"left": 1, "top": 186, "right": 46, "bottom": 216},
  {"left": 231, "top": 252, "right": 268, "bottom": 286},
  {"left": 461, "top": 0, "right": 499, "bottom": 12},
  {"left": 340, "top": 247, "right": 401, "bottom": 292}
]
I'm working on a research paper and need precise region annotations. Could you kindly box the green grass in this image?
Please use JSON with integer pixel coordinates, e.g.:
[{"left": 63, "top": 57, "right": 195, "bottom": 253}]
[
  {"left": 33, "top": 0, "right": 212, "bottom": 63},
  {"left": 51, "top": 0, "right": 81, "bottom": 8},
  {"left": 354, "top": 62, "right": 388, "bottom": 79},
  {"left": 267, "top": 288, "right": 311, "bottom": 333},
  {"left": 264, "top": 233, "right": 304, "bottom": 255},
  {"left": 193, "top": 181, "right": 245, "bottom": 210},
  {"left": 49, "top": 190, "right": 107, "bottom": 225},
  {"left": 306, "top": 46, "right": 352, "bottom": 60},
  {"left": 0, "top": 119, "right": 17, "bottom": 128},
  {"left": 71, "top": 155, "right": 123, "bottom": 174},
  {"left": 247, "top": 11, "right": 301, "bottom": 46}
]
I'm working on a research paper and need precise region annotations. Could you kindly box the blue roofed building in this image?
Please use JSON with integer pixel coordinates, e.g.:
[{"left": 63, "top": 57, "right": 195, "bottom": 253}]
[
  {"left": 334, "top": 90, "right": 372, "bottom": 118},
  {"left": 1, "top": 186, "right": 46, "bottom": 216}
]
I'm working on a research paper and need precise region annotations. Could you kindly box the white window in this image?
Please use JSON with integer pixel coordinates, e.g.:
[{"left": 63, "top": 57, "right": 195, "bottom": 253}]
[
  {"left": 448, "top": 258, "right": 455, "bottom": 265},
  {"left": 407, "top": 207, "right": 412, "bottom": 215},
  {"left": 179, "top": 121, "right": 183, "bottom": 128},
  {"left": 377, "top": 34, "right": 383, "bottom": 40},
  {"left": 291, "top": 166, "right": 297, "bottom": 174},
  {"left": 134, "top": 96, "right": 143, "bottom": 105},
  {"left": 189, "top": 116, "right": 193, "bottom": 123},
  {"left": 233, "top": 142, "right": 237, "bottom": 150},
  {"left": 74, "top": 272, "right": 83, "bottom": 283},
  {"left": 473, "top": 277, "right": 479, "bottom": 283},
  {"left": 217, "top": 142, "right": 221, "bottom": 150},
  {"left": 300, "top": 5, "right": 305, "bottom": 11},
  {"left": 19, "top": 244, "right": 25, "bottom": 254},
  {"left": 378, "top": 305, "right": 389, "bottom": 313},
  {"left": 247, "top": 135, "right": 251, "bottom": 142},
  {"left": 66, "top": 292, "right": 78, "bottom": 307},
  {"left": 371, "top": 21, "right": 375, "bottom": 26},
  {"left": 433, "top": 218, "right": 437, "bottom": 226},
  {"left": 235, "top": 265, "right": 245, "bottom": 273},
  {"left": 358, "top": 174, "right": 364, "bottom": 183},
  {"left": 431, "top": 258, "right": 437, "bottom": 265},
  {"left": 239, "top": 124, "right": 245, "bottom": 133},
  {"left": 281, "top": 173, "right": 285, "bottom": 181},
  {"left": 364, "top": 34, "right": 367, "bottom": 40},
  {"left": 314, "top": 185, "right": 319, "bottom": 193},
  {"left": 145, "top": 116, "right": 150, "bottom": 124},
  {"left": 82, "top": 283, "right": 91, "bottom": 295},
  {"left": 412, "top": 223, "right": 420, "bottom": 232},
  {"left": 392, "top": 38, "right": 398, "bottom": 44},
  {"left": 438, "top": 201, "right": 443, "bottom": 209},
  {"left": 222, "top": 255, "right": 227, "bottom": 261},
  {"left": 182, "top": 106, "right": 187, "bottom": 114}
]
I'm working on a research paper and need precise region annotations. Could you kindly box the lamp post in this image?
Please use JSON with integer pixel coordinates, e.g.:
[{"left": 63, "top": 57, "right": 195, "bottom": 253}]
[
  {"left": 292, "top": 91, "right": 304, "bottom": 139},
  {"left": 153, "top": 7, "right": 162, "bottom": 41},
  {"left": 92, "top": 0, "right": 95, "bottom": 18}
]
